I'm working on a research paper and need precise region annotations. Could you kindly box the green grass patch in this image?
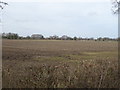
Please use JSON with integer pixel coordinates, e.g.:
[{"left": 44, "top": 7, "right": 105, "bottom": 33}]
[
  {"left": 34, "top": 51, "right": 117, "bottom": 64},
  {"left": 34, "top": 56, "right": 68, "bottom": 61}
]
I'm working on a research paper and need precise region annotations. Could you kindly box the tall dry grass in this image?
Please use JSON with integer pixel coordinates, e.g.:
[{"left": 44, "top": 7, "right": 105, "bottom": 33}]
[{"left": 2, "top": 58, "right": 119, "bottom": 88}]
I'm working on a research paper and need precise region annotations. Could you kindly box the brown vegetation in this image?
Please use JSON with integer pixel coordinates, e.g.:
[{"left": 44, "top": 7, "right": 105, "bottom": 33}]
[{"left": 2, "top": 40, "right": 119, "bottom": 88}]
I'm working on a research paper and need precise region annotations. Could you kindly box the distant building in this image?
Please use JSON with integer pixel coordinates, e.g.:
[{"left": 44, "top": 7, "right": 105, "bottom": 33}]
[
  {"left": 61, "top": 35, "right": 69, "bottom": 40},
  {"left": 31, "top": 34, "right": 44, "bottom": 39}
]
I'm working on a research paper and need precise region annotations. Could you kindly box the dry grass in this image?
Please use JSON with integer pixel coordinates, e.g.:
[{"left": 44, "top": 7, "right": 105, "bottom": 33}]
[{"left": 2, "top": 40, "right": 119, "bottom": 88}]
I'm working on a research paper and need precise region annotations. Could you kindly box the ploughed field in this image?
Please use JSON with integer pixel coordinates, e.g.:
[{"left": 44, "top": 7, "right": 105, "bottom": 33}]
[{"left": 2, "top": 40, "right": 119, "bottom": 88}]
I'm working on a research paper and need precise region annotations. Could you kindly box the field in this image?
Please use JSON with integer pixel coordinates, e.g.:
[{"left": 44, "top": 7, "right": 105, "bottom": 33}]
[{"left": 2, "top": 40, "right": 119, "bottom": 88}]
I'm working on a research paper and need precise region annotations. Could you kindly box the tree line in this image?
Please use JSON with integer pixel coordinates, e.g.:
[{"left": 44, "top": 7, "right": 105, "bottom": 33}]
[{"left": 1, "top": 32, "right": 118, "bottom": 41}]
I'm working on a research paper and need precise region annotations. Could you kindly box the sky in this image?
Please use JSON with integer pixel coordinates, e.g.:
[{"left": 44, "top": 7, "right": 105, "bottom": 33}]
[
  {"left": 3, "top": 0, "right": 110, "bottom": 3},
  {"left": 1, "top": 0, "right": 118, "bottom": 38}
]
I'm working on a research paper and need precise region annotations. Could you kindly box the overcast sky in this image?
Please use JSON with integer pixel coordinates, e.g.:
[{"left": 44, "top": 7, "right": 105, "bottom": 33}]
[
  {"left": 1, "top": 0, "right": 118, "bottom": 38},
  {"left": 3, "top": 0, "right": 110, "bottom": 3}
]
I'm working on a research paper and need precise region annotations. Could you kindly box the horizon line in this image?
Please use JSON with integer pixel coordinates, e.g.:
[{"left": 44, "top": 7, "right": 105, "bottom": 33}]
[{"left": 2, "top": 32, "right": 118, "bottom": 39}]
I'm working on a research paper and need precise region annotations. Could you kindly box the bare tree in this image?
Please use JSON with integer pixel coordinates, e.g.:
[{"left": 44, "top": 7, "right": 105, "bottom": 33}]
[
  {"left": 112, "top": 0, "right": 120, "bottom": 14},
  {"left": 0, "top": 1, "right": 8, "bottom": 23},
  {"left": 0, "top": 1, "right": 8, "bottom": 10}
]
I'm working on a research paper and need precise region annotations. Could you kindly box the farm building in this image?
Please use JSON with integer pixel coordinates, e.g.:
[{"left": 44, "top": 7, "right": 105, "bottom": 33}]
[{"left": 31, "top": 34, "right": 44, "bottom": 39}]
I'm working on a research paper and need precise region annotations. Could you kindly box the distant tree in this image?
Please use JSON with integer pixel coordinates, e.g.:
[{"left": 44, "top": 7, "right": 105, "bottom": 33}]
[
  {"left": 19, "top": 36, "right": 23, "bottom": 39},
  {"left": 14, "top": 34, "right": 19, "bottom": 39},
  {"left": 49, "top": 35, "right": 59, "bottom": 40},
  {"left": 2, "top": 32, "right": 7, "bottom": 38},
  {"left": 2, "top": 32, "right": 19, "bottom": 39},
  {"left": 78, "top": 37, "right": 83, "bottom": 40},
  {"left": 89, "top": 38, "right": 94, "bottom": 40},
  {"left": 73, "top": 36, "right": 77, "bottom": 40},
  {"left": 6, "top": 33, "right": 12, "bottom": 39},
  {"left": 97, "top": 37, "right": 102, "bottom": 41},
  {"left": 102, "top": 37, "right": 110, "bottom": 41},
  {"left": 26, "top": 36, "right": 31, "bottom": 39},
  {"left": 68, "top": 37, "right": 73, "bottom": 40}
]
